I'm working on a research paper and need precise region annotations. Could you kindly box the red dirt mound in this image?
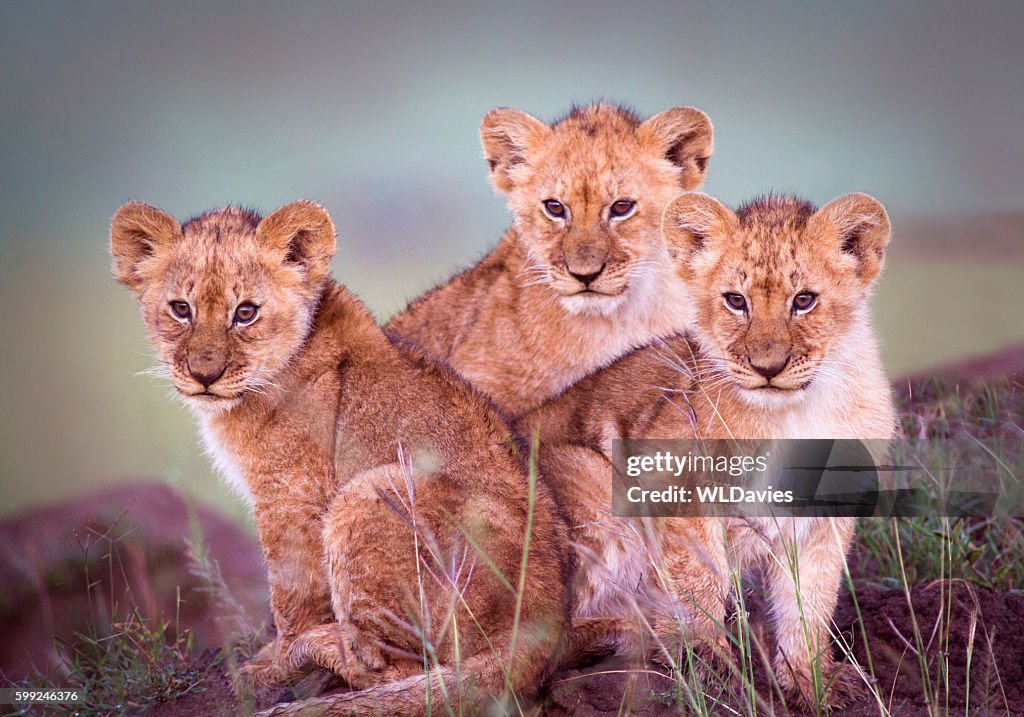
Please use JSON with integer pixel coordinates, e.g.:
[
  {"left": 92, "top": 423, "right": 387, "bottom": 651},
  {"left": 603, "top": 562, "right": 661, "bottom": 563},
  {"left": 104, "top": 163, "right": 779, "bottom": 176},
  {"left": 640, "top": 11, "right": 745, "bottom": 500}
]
[
  {"left": 137, "top": 581, "right": 1024, "bottom": 716},
  {"left": 834, "top": 583, "right": 1024, "bottom": 716},
  {"left": 0, "top": 482, "right": 269, "bottom": 680},
  {"left": 541, "top": 583, "right": 1024, "bottom": 716}
]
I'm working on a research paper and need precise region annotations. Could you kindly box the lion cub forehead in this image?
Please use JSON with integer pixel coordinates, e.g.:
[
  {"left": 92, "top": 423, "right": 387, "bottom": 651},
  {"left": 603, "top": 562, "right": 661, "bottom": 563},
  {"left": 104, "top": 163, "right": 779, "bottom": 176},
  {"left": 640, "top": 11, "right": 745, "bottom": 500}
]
[
  {"left": 181, "top": 206, "right": 262, "bottom": 245},
  {"left": 738, "top": 196, "right": 818, "bottom": 253},
  {"left": 536, "top": 157, "right": 632, "bottom": 199},
  {"left": 737, "top": 195, "right": 816, "bottom": 230},
  {"left": 168, "top": 207, "right": 270, "bottom": 286},
  {"left": 542, "top": 104, "right": 646, "bottom": 163},
  {"left": 532, "top": 106, "right": 657, "bottom": 194},
  {"left": 551, "top": 103, "right": 643, "bottom": 135},
  {"left": 721, "top": 196, "right": 823, "bottom": 288}
]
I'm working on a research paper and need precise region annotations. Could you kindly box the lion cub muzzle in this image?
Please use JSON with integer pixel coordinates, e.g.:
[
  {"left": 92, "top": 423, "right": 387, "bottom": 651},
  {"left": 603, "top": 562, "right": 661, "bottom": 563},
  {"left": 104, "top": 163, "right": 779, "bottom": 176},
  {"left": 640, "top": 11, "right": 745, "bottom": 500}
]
[
  {"left": 743, "top": 318, "right": 793, "bottom": 384},
  {"left": 562, "top": 233, "right": 610, "bottom": 287},
  {"left": 185, "top": 327, "right": 229, "bottom": 389}
]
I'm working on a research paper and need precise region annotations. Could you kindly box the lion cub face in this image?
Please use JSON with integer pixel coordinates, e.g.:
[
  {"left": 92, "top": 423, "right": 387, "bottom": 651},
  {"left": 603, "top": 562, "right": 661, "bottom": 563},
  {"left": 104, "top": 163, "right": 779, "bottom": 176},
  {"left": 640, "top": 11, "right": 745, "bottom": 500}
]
[
  {"left": 663, "top": 192, "right": 891, "bottom": 404},
  {"left": 481, "top": 103, "right": 712, "bottom": 316},
  {"left": 110, "top": 201, "right": 335, "bottom": 412}
]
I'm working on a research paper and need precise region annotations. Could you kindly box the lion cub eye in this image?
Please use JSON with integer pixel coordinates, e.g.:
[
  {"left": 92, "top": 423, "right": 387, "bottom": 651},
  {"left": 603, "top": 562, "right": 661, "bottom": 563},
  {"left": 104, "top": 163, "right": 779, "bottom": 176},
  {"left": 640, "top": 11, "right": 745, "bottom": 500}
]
[
  {"left": 234, "top": 302, "right": 259, "bottom": 325},
  {"left": 723, "top": 293, "right": 747, "bottom": 313},
  {"left": 170, "top": 300, "right": 192, "bottom": 320},
  {"left": 609, "top": 199, "right": 636, "bottom": 218},
  {"left": 542, "top": 199, "right": 566, "bottom": 219},
  {"left": 792, "top": 292, "right": 817, "bottom": 313}
]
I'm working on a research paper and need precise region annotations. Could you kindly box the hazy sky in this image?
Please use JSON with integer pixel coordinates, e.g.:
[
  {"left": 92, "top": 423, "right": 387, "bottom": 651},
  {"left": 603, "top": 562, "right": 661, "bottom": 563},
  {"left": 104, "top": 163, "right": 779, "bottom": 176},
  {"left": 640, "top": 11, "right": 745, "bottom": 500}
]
[
  {"left": 1, "top": 1, "right": 1022, "bottom": 293},
  {"left": 2, "top": 1, "right": 1023, "bottom": 512}
]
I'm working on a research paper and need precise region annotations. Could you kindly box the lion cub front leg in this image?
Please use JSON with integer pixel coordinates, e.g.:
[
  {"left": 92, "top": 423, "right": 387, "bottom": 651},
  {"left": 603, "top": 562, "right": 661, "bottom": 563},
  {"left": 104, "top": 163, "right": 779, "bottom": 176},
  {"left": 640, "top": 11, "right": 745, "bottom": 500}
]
[
  {"left": 653, "top": 518, "right": 731, "bottom": 680},
  {"left": 286, "top": 463, "right": 430, "bottom": 690},
  {"left": 235, "top": 497, "right": 334, "bottom": 695},
  {"left": 767, "top": 517, "right": 860, "bottom": 710}
]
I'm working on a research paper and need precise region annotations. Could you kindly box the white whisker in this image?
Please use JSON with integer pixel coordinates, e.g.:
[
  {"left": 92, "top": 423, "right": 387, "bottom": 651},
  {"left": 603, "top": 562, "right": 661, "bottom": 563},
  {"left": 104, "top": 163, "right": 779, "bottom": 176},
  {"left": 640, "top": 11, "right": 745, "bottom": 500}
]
[{"left": 135, "top": 364, "right": 172, "bottom": 380}]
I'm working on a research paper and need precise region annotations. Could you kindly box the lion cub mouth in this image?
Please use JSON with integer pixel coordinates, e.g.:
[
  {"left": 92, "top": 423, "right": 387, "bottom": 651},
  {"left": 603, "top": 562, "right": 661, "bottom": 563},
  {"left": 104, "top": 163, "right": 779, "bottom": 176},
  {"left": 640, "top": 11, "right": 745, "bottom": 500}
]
[
  {"left": 738, "top": 378, "right": 815, "bottom": 404},
  {"left": 183, "top": 387, "right": 237, "bottom": 403},
  {"left": 559, "top": 289, "right": 629, "bottom": 317},
  {"left": 570, "top": 286, "right": 625, "bottom": 298},
  {"left": 190, "top": 391, "right": 227, "bottom": 401}
]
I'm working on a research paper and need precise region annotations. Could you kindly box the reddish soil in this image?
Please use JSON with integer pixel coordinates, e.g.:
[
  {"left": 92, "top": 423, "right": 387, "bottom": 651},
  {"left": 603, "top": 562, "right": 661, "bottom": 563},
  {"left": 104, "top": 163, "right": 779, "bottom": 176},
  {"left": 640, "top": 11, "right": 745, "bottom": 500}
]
[
  {"left": 539, "top": 582, "right": 1024, "bottom": 717},
  {"left": 0, "top": 482, "right": 269, "bottom": 681},
  {"left": 833, "top": 584, "right": 1024, "bottom": 716},
  {"left": 144, "top": 650, "right": 238, "bottom": 717},
  {"left": 5, "top": 485, "right": 1022, "bottom": 716},
  {"left": 136, "top": 581, "right": 1024, "bottom": 716}
]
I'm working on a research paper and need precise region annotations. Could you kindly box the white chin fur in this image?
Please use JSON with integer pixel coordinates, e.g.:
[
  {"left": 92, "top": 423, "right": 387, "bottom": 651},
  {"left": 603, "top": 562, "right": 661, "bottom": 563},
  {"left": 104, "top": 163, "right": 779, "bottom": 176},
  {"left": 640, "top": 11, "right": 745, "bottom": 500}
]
[
  {"left": 737, "top": 385, "right": 811, "bottom": 408},
  {"left": 182, "top": 393, "right": 240, "bottom": 415},
  {"left": 559, "top": 292, "right": 627, "bottom": 317}
]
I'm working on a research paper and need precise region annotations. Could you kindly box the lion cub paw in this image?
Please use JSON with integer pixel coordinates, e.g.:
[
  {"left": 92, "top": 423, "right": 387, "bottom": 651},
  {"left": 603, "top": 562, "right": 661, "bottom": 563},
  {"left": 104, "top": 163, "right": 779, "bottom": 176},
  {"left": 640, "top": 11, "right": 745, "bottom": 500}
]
[
  {"left": 785, "top": 662, "right": 865, "bottom": 712},
  {"left": 233, "top": 655, "right": 297, "bottom": 699},
  {"left": 288, "top": 625, "right": 350, "bottom": 675},
  {"left": 287, "top": 623, "right": 388, "bottom": 688},
  {"left": 821, "top": 662, "right": 865, "bottom": 709}
]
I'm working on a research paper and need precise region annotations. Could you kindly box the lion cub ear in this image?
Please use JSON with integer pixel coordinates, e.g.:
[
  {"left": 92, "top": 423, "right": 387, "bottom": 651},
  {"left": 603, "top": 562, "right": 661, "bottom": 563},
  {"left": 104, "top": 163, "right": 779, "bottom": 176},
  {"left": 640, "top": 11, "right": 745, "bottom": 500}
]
[
  {"left": 256, "top": 201, "right": 336, "bottom": 285},
  {"left": 639, "top": 107, "right": 713, "bottom": 191},
  {"left": 661, "top": 193, "right": 738, "bottom": 281},
  {"left": 110, "top": 201, "right": 182, "bottom": 293},
  {"left": 479, "top": 107, "right": 550, "bottom": 194},
  {"left": 807, "top": 193, "right": 891, "bottom": 285}
]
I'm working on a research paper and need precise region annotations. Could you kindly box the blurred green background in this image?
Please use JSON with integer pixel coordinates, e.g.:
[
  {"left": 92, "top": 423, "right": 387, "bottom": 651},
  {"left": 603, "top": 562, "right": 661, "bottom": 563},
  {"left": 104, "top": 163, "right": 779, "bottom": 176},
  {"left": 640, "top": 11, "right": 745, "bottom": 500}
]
[{"left": 1, "top": 1, "right": 1022, "bottom": 518}]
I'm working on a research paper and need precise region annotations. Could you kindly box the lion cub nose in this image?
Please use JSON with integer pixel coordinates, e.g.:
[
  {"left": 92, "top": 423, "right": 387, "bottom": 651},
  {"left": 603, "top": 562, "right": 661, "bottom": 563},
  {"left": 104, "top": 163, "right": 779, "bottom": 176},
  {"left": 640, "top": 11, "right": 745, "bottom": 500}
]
[
  {"left": 568, "top": 264, "right": 606, "bottom": 287},
  {"left": 750, "top": 356, "right": 790, "bottom": 380},
  {"left": 189, "top": 364, "right": 226, "bottom": 388}
]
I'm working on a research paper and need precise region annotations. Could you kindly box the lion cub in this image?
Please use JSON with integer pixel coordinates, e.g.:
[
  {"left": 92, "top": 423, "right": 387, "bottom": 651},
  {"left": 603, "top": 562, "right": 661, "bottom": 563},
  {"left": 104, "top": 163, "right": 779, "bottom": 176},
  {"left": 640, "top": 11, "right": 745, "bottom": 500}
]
[
  {"left": 387, "top": 103, "right": 713, "bottom": 417},
  {"left": 521, "top": 192, "right": 895, "bottom": 709},
  {"left": 110, "top": 201, "right": 568, "bottom": 714}
]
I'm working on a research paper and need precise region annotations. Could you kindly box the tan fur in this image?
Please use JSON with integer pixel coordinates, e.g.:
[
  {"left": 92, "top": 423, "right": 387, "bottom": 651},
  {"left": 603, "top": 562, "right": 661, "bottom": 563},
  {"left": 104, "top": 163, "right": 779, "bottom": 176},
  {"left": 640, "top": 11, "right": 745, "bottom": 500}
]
[
  {"left": 111, "top": 201, "right": 570, "bottom": 714},
  {"left": 520, "top": 192, "right": 896, "bottom": 709},
  {"left": 386, "top": 103, "right": 713, "bottom": 417}
]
